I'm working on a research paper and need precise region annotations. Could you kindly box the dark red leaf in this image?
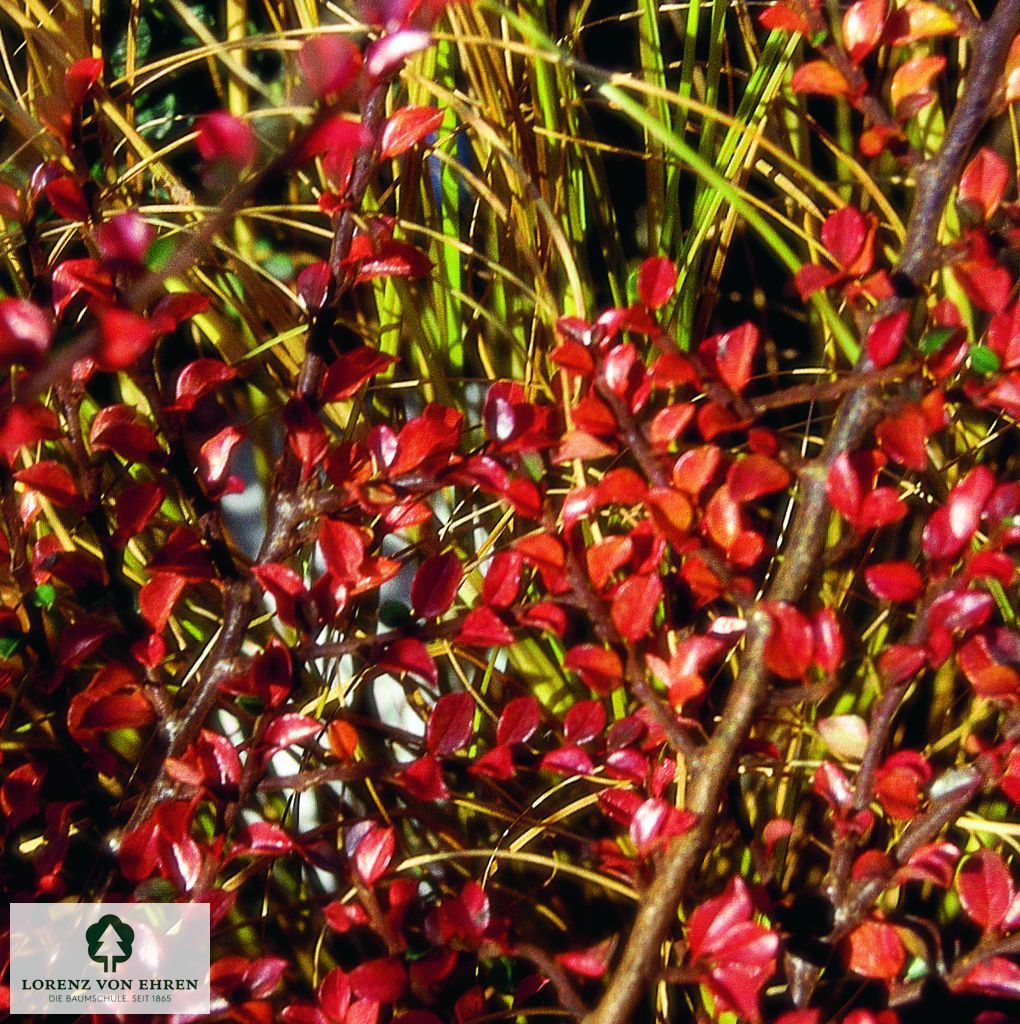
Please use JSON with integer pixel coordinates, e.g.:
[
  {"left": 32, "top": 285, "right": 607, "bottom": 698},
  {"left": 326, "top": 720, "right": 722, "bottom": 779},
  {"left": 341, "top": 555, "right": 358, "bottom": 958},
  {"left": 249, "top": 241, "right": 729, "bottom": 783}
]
[
  {"left": 426, "top": 692, "right": 475, "bottom": 756},
  {"left": 496, "top": 695, "right": 541, "bottom": 746},
  {"left": 865, "top": 310, "right": 909, "bottom": 369},
  {"left": 411, "top": 552, "right": 463, "bottom": 618},
  {"left": 958, "top": 849, "right": 1014, "bottom": 931},
  {"left": 349, "top": 957, "right": 406, "bottom": 1003},
  {"left": 354, "top": 824, "right": 395, "bottom": 885}
]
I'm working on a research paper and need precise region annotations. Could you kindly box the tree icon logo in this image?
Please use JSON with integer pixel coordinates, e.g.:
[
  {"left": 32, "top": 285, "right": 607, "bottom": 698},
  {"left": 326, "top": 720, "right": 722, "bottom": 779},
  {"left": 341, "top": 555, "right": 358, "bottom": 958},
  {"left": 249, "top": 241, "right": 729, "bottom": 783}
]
[{"left": 85, "top": 914, "right": 135, "bottom": 973}]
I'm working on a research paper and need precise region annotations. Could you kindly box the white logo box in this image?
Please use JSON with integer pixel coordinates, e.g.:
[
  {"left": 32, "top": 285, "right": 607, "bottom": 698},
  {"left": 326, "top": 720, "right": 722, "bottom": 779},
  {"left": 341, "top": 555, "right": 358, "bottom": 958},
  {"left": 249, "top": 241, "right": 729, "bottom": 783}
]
[{"left": 10, "top": 903, "right": 210, "bottom": 1016}]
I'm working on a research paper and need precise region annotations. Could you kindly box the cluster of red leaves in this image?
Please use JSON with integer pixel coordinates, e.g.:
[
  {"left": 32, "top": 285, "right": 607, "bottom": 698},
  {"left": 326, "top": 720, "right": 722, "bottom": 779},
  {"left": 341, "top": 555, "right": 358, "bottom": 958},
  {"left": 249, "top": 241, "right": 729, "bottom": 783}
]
[{"left": 5, "top": 3, "right": 1020, "bottom": 1024}]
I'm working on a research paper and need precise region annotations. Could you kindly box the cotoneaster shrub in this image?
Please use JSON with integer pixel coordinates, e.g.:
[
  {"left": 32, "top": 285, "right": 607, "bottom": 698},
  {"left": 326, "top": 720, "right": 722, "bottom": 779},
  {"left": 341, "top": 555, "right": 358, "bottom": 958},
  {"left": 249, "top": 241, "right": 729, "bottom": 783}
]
[{"left": 4, "top": 1, "right": 1020, "bottom": 1023}]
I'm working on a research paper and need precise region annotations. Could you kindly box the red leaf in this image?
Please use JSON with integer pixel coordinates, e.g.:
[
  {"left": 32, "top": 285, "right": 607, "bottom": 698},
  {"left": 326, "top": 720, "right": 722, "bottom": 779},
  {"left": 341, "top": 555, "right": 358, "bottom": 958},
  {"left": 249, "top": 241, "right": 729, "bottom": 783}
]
[
  {"left": 379, "top": 638, "right": 438, "bottom": 686},
  {"left": 97, "top": 306, "right": 155, "bottom": 370},
  {"left": 196, "top": 111, "right": 258, "bottom": 166},
  {"left": 51, "top": 258, "right": 113, "bottom": 319},
  {"left": 843, "top": 0, "right": 885, "bottom": 62},
  {"left": 14, "top": 460, "right": 80, "bottom": 508},
  {"left": 457, "top": 606, "right": 515, "bottom": 646},
  {"left": 318, "top": 518, "right": 367, "bottom": 582},
  {"left": 169, "top": 359, "right": 238, "bottom": 412},
  {"left": 864, "top": 561, "right": 923, "bottom": 602},
  {"left": 763, "top": 601, "right": 814, "bottom": 679},
  {"left": 139, "top": 572, "right": 184, "bottom": 632},
  {"left": 759, "top": 0, "right": 815, "bottom": 34},
  {"left": 812, "top": 608, "right": 844, "bottom": 674},
  {"left": 411, "top": 552, "right": 463, "bottom": 619},
  {"left": 44, "top": 176, "right": 89, "bottom": 221},
  {"left": 322, "top": 347, "right": 397, "bottom": 401},
  {"left": 470, "top": 744, "right": 515, "bottom": 780},
  {"left": 922, "top": 466, "right": 994, "bottom": 562},
  {"left": 876, "top": 405, "right": 929, "bottom": 470},
  {"left": 89, "top": 404, "right": 160, "bottom": 463},
  {"left": 958, "top": 849, "right": 1014, "bottom": 931},
  {"left": 825, "top": 207, "right": 874, "bottom": 274},
  {"left": 199, "top": 425, "right": 245, "bottom": 497},
  {"left": 317, "top": 968, "right": 351, "bottom": 1022},
  {"left": 65, "top": 57, "right": 103, "bottom": 107},
  {"left": 564, "top": 644, "right": 623, "bottom": 695},
  {"left": 540, "top": 745, "right": 595, "bottom": 775},
  {"left": 636, "top": 256, "right": 678, "bottom": 310},
  {"left": 262, "top": 713, "right": 321, "bottom": 751},
  {"left": 0, "top": 298, "right": 53, "bottom": 366},
  {"left": 896, "top": 842, "right": 960, "bottom": 888},
  {"left": 958, "top": 635, "right": 1020, "bottom": 698},
  {"left": 699, "top": 322, "right": 759, "bottom": 393},
  {"left": 354, "top": 824, "right": 395, "bottom": 885},
  {"left": 727, "top": 454, "right": 790, "bottom": 502},
  {"left": 687, "top": 876, "right": 779, "bottom": 1020},
  {"left": 791, "top": 60, "right": 852, "bottom": 97},
  {"left": 496, "top": 695, "right": 541, "bottom": 746},
  {"left": 482, "top": 550, "right": 523, "bottom": 608},
  {"left": 68, "top": 665, "right": 154, "bottom": 752},
  {"left": 298, "top": 35, "right": 362, "bottom": 98},
  {"left": 239, "top": 821, "right": 296, "bottom": 856},
  {"left": 349, "top": 956, "right": 406, "bottom": 1003},
  {"left": 960, "top": 956, "right": 1020, "bottom": 999},
  {"left": 959, "top": 147, "right": 1010, "bottom": 221},
  {"left": 400, "top": 755, "right": 449, "bottom": 800},
  {"left": 564, "top": 700, "right": 606, "bottom": 744},
  {"left": 865, "top": 310, "right": 909, "bottom": 369},
  {"left": 557, "top": 936, "right": 617, "bottom": 979},
  {"left": 381, "top": 105, "right": 444, "bottom": 158},
  {"left": 426, "top": 693, "right": 475, "bottom": 755},
  {"left": 299, "top": 115, "right": 371, "bottom": 160},
  {"left": 611, "top": 574, "right": 662, "bottom": 641},
  {"left": 95, "top": 210, "right": 152, "bottom": 267},
  {"left": 891, "top": 54, "right": 946, "bottom": 115},
  {"left": 845, "top": 919, "right": 905, "bottom": 980}
]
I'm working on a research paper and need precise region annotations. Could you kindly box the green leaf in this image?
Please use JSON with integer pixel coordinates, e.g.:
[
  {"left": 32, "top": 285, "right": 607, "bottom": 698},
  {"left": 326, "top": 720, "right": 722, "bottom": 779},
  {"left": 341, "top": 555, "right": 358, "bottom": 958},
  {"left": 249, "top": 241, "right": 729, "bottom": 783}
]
[
  {"left": 146, "top": 235, "right": 176, "bottom": 272},
  {"left": 379, "top": 600, "right": 414, "bottom": 628},
  {"left": 138, "top": 92, "right": 178, "bottom": 142},
  {"left": 110, "top": 16, "right": 152, "bottom": 79},
  {"left": 970, "top": 345, "right": 1001, "bottom": 375},
  {"left": 919, "top": 326, "right": 955, "bottom": 355},
  {"left": 32, "top": 583, "right": 56, "bottom": 610},
  {"left": 0, "top": 635, "right": 20, "bottom": 658}
]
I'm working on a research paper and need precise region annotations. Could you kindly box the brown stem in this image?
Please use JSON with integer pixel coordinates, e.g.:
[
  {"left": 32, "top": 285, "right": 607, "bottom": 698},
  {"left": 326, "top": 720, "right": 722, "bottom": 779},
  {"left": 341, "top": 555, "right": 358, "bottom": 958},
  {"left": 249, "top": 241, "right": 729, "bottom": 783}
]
[
  {"left": 582, "top": 5, "right": 1020, "bottom": 1020},
  {"left": 514, "top": 943, "right": 590, "bottom": 1020}
]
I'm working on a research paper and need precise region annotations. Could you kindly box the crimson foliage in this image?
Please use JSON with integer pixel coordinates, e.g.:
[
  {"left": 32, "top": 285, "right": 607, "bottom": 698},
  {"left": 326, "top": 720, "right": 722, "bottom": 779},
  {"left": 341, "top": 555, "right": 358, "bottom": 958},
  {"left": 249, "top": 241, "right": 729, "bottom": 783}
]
[{"left": 4, "top": 2, "right": 1020, "bottom": 1024}]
